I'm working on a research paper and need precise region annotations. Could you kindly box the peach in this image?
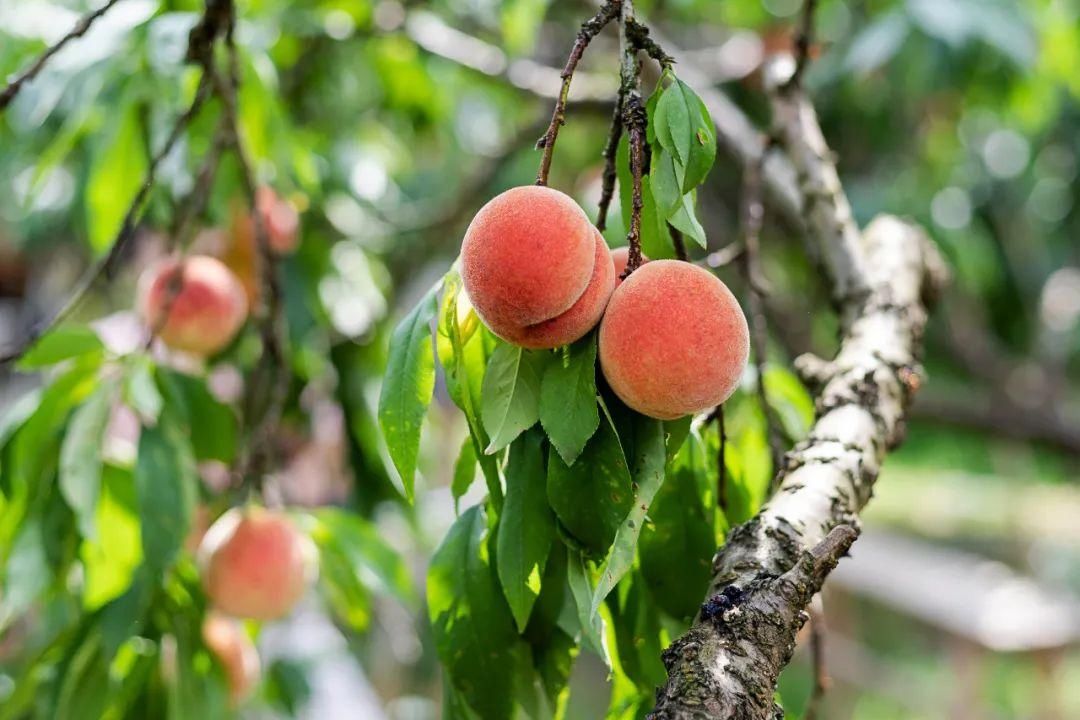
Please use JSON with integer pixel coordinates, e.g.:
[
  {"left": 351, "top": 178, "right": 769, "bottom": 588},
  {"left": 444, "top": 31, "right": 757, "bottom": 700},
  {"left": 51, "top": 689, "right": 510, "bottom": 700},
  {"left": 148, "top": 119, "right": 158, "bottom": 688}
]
[
  {"left": 599, "top": 260, "right": 749, "bottom": 419},
  {"left": 202, "top": 611, "right": 261, "bottom": 704},
  {"left": 255, "top": 186, "right": 300, "bottom": 255},
  {"left": 198, "top": 507, "right": 317, "bottom": 621},
  {"left": 610, "top": 246, "right": 648, "bottom": 286},
  {"left": 461, "top": 186, "right": 598, "bottom": 345},
  {"left": 500, "top": 232, "right": 615, "bottom": 349},
  {"left": 137, "top": 255, "right": 248, "bottom": 356}
]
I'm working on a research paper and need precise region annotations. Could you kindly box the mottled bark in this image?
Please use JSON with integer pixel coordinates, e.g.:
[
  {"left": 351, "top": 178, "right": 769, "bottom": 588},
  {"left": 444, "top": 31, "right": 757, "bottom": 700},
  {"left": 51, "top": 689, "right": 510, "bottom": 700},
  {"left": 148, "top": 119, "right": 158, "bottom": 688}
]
[{"left": 648, "top": 74, "right": 949, "bottom": 719}]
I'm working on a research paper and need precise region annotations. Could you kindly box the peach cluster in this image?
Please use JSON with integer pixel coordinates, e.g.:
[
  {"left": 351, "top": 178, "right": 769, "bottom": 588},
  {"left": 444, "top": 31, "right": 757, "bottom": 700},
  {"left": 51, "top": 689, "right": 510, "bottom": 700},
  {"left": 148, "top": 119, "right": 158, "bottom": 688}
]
[
  {"left": 460, "top": 186, "right": 749, "bottom": 419},
  {"left": 196, "top": 507, "right": 318, "bottom": 703}
]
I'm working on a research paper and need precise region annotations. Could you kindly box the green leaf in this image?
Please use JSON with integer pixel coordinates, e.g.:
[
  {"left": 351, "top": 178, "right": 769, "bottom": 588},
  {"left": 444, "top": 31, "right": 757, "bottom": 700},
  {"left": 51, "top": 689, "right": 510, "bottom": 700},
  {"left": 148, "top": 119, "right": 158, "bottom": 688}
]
[
  {"left": 639, "top": 437, "right": 715, "bottom": 620},
  {"left": 591, "top": 415, "right": 666, "bottom": 614},
  {"left": 156, "top": 369, "right": 238, "bottom": 463},
  {"left": 313, "top": 528, "right": 372, "bottom": 633},
  {"left": 313, "top": 508, "right": 416, "bottom": 606},
  {"left": 437, "top": 272, "right": 502, "bottom": 504},
  {"left": 655, "top": 80, "right": 692, "bottom": 166},
  {"left": 683, "top": 89, "right": 718, "bottom": 192},
  {"left": 17, "top": 325, "right": 104, "bottom": 370},
  {"left": 0, "top": 519, "right": 50, "bottom": 627},
  {"left": 0, "top": 387, "right": 43, "bottom": 452},
  {"left": 452, "top": 435, "right": 478, "bottom": 510},
  {"left": 428, "top": 506, "right": 521, "bottom": 719},
  {"left": 522, "top": 547, "right": 576, "bottom": 712},
  {"left": 124, "top": 357, "right": 162, "bottom": 423},
  {"left": 539, "top": 334, "right": 600, "bottom": 466},
  {"left": 86, "top": 102, "right": 147, "bottom": 255},
  {"left": 763, "top": 365, "right": 815, "bottom": 442},
  {"left": 566, "top": 550, "right": 608, "bottom": 665},
  {"left": 480, "top": 343, "right": 546, "bottom": 454},
  {"left": 59, "top": 378, "right": 117, "bottom": 540},
  {"left": 54, "top": 631, "right": 109, "bottom": 720},
  {"left": 618, "top": 135, "right": 674, "bottom": 260},
  {"left": 547, "top": 410, "right": 633, "bottom": 555},
  {"left": 668, "top": 192, "right": 707, "bottom": 248},
  {"left": 496, "top": 430, "right": 555, "bottom": 631},
  {"left": 378, "top": 284, "right": 440, "bottom": 501},
  {"left": 606, "top": 572, "right": 667, "bottom": 690},
  {"left": 134, "top": 419, "right": 196, "bottom": 579},
  {"left": 650, "top": 147, "right": 684, "bottom": 219},
  {"left": 82, "top": 464, "right": 143, "bottom": 612}
]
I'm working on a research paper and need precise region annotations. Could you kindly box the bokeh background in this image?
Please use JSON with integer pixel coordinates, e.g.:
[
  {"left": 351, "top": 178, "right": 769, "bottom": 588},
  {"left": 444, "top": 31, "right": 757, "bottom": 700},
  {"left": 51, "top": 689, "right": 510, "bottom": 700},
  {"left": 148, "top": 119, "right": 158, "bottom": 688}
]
[{"left": 1, "top": 0, "right": 1078, "bottom": 718}]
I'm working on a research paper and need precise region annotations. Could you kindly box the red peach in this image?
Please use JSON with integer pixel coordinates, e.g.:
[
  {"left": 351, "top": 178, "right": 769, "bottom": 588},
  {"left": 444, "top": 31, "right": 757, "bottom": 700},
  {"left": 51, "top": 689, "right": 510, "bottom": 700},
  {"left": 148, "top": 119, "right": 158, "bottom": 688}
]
[
  {"left": 198, "top": 507, "right": 317, "bottom": 621},
  {"left": 599, "top": 260, "right": 749, "bottom": 419},
  {"left": 137, "top": 255, "right": 248, "bottom": 357},
  {"left": 461, "top": 186, "right": 597, "bottom": 339},
  {"left": 501, "top": 232, "right": 615, "bottom": 349},
  {"left": 202, "top": 611, "right": 261, "bottom": 704}
]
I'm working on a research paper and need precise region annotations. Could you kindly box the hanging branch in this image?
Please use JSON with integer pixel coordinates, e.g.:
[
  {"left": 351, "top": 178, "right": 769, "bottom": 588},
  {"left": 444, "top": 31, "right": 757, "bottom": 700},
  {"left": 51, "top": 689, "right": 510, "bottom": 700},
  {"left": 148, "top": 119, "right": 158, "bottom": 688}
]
[
  {"left": 617, "top": 0, "right": 647, "bottom": 277},
  {"left": 595, "top": 91, "right": 624, "bottom": 232},
  {"left": 706, "top": 404, "right": 728, "bottom": 513},
  {"left": 214, "top": 9, "right": 290, "bottom": 488},
  {"left": 534, "top": 0, "right": 620, "bottom": 186},
  {"left": 738, "top": 137, "right": 786, "bottom": 482},
  {"left": 0, "top": 0, "right": 128, "bottom": 113}
]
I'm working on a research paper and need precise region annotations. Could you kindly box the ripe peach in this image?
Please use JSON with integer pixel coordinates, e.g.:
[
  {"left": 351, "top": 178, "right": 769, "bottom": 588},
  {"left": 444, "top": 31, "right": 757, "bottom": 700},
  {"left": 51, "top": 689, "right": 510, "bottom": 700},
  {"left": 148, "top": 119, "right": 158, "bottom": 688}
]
[
  {"left": 202, "top": 611, "right": 261, "bottom": 704},
  {"left": 137, "top": 255, "right": 248, "bottom": 357},
  {"left": 500, "top": 232, "right": 615, "bottom": 349},
  {"left": 255, "top": 186, "right": 300, "bottom": 255},
  {"left": 610, "top": 246, "right": 648, "bottom": 286},
  {"left": 599, "top": 260, "right": 749, "bottom": 419},
  {"left": 461, "top": 186, "right": 598, "bottom": 344},
  {"left": 198, "top": 507, "right": 317, "bottom": 621}
]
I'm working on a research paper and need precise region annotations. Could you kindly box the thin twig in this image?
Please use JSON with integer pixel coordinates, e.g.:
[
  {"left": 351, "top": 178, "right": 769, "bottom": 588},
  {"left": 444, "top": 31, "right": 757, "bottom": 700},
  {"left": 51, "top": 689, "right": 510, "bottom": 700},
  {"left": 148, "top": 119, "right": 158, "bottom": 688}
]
[
  {"left": 171, "top": 120, "right": 231, "bottom": 246},
  {"left": 739, "top": 140, "right": 786, "bottom": 481},
  {"left": 596, "top": 90, "right": 625, "bottom": 232},
  {"left": 0, "top": 0, "right": 128, "bottom": 113},
  {"left": 0, "top": 73, "right": 214, "bottom": 365},
  {"left": 216, "top": 13, "right": 290, "bottom": 487},
  {"left": 803, "top": 596, "right": 829, "bottom": 720},
  {"left": 535, "top": 0, "right": 620, "bottom": 186},
  {"left": 787, "top": 0, "right": 818, "bottom": 90}
]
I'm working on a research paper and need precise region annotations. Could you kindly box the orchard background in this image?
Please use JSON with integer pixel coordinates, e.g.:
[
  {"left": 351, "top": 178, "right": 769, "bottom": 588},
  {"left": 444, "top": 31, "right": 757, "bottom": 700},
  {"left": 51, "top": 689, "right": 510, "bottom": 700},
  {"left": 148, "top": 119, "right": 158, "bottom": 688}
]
[{"left": 0, "top": 0, "right": 1079, "bottom": 719}]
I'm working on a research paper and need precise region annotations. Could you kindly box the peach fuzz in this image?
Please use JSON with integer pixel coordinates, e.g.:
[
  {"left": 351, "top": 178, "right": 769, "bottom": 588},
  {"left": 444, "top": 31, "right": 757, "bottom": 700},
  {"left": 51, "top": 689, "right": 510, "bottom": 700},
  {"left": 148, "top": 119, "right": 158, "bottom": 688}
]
[
  {"left": 599, "top": 260, "right": 749, "bottom": 419},
  {"left": 501, "top": 232, "right": 615, "bottom": 349},
  {"left": 202, "top": 612, "right": 261, "bottom": 704},
  {"left": 461, "top": 186, "right": 596, "bottom": 338},
  {"left": 610, "top": 246, "right": 648, "bottom": 286},
  {"left": 137, "top": 255, "right": 248, "bottom": 357},
  {"left": 198, "top": 507, "right": 317, "bottom": 622}
]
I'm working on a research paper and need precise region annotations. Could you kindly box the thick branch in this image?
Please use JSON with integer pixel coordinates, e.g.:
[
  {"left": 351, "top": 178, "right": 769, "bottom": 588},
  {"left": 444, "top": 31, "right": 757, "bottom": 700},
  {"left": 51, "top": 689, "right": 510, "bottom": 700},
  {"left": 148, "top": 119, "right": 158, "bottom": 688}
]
[{"left": 648, "top": 80, "right": 948, "bottom": 717}]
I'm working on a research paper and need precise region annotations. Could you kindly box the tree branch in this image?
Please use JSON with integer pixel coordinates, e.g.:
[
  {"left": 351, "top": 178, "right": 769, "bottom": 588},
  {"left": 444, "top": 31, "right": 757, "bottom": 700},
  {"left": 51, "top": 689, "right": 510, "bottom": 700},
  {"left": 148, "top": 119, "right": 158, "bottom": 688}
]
[
  {"left": 0, "top": 0, "right": 128, "bottom": 113},
  {"left": 618, "top": 0, "right": 647, "bottom": 277},
  {"left": 647, "top": 74, "right": 948, "bottom": 718},
  {"left": 535, "top": 0, "right": 620, "bottom": 186}
]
